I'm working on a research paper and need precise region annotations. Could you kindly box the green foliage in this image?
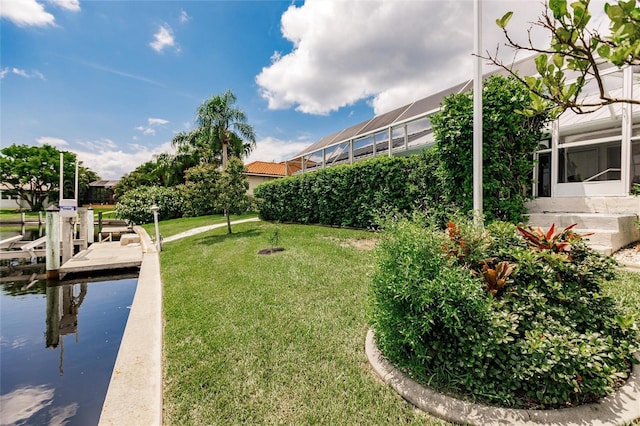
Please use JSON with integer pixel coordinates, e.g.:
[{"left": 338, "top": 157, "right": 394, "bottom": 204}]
[
  {"left": 161, "top": 222, "right": 444, "bottom": 424},
  {"left": 216, "top": 158, "right": 250, "bottom": 214},
  {"left": 431, "top": 75, "right": 551, "bottom": 223},
  {"left": 0, "top": 143, "right": 100, "bottom": 211},
  {"left": 180, "top": 163, "right": 222, "bottom": 217},
  {"left": 116, "top": 158, "right": 250, "bottom": 227},
  {"left": 255, "top": 152, "right": 442, "bottom": 229},
  {"left": 114, "top": 151, "right": 198, "bottom": 200},
  {"left": 516, "top": 223, "right": 590, "bottom": 253},
  {"left": 268, "top": 226, "right": 281, "bottom": 249},
  {"left": 172, "top": 90, "right": 256, "bottom": 169},
  {"left": 114, "top": 90, "right": 256, "bottom": 200},
  {"left": 256, "top": 78, "right": 545, "bottom": 227},
  {"left": 370, "top": 217, "right": 638, "bottom": 409},
  {"left": 114, "top": 185, "right": 183, "bottom": 224},
  {"left": 217, "top": 158, "right": 251, "bottom": 233},
  {"left": 114, "top": 161, "right": 160, "bottom": 199},
  {"left": 493, "top": 0, "right": 640, "bottom": 115}
]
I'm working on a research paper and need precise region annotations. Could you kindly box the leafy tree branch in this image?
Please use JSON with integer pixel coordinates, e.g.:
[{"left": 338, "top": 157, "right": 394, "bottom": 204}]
[{"left": 487, "top": 0, "right": 639, "bottom": 116}]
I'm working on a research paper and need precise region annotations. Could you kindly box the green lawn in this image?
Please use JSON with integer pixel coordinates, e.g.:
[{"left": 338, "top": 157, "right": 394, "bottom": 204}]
[
  {"left": 141, "top": 213, "right": 258, "bottom": 239},
  {"left": 160, "top": 221, "right": 446, "bottom": 425},
  {"left": 0, "top": 209, "right": 42, "bottom": 220},
  {"left": 159, "top": 219, "right": 640, "bottom": 425}
]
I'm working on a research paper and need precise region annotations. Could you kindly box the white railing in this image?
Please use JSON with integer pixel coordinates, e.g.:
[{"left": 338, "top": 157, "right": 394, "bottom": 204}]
[{"left": 583, "top": 168, "right": 621, "bottom": 182}]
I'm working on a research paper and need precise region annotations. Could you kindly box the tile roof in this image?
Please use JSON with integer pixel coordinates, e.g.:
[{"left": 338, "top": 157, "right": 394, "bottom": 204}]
[{"left": 245, "top": 161, "right": 288, "bottom": 177}]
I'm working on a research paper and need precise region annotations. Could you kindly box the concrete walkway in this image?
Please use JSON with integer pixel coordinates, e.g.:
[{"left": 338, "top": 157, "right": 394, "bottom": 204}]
[
  {"left": 366, "top": 330, "right": 640, "bottom": 425},
  {"left": 162, "top": 217, "right": 260, "bottom": 243}
]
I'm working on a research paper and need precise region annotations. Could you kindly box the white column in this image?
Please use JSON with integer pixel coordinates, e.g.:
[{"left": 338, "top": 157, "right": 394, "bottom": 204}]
[
  {"left": 473, "top": 0, "right": 483, "bottom": 223},
  {"left": 622, "top": 66, "right": 632, "bottom": 192},
  {"left": 61, "top": 218, "right": 74, "bottom": 263},
  {"left": 46, "top": 205, "right": 60, "bottom": 280}
]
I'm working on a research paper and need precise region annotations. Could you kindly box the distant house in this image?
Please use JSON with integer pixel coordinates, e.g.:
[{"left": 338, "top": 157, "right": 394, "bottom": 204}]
[
  {"left": 85, "top": 180, "right": 119, "bottom": 205},
  {"left": 244, "top": 161, "right": 302, "bottom": 195},
  {"left": 0, "top": 183, "right": 28, "bottom": 210}
]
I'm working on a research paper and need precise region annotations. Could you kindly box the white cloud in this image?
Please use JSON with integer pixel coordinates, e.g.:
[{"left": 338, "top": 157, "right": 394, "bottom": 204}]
[
  {"left": 179, "top": 9, "right": 189, "bottom": 24},
  {"left": 12, "top": 68, "right": 28, "bottom": 78},
  {"left": 257, "top": 0, "right": 607, "bottom": 116},
  {"left": 136, "top": 117, "right": 169, "bottom": 136},
  {"left": 36, "top": 136, "right": 68, "bottom": 147},
  {"left": 72, "top": 141, "right": 173, "bottom": 180},
  {"left": 1, "top": 67, "right": 46, "bottom": 80},
  {"left": 0, "top": 385, "right": 54, "bottom": 425},
  {"left": 244, "top": 136, "right": 311, "bottom": 164},
  {"left": 148, "top": 117, "right": 169, "bottom": 126},
  {"left": 46, "top": 0, "right": 80, "bottom": 12},
  {"left": 0, "top": 67, "right": 45, "bottom": 80},
  {"left": 48, "top": 403, "right": 79, "bottom": 426},
  {"left": 0, "top": 0, "right": 55, "bottom": 27},
  {"left": 76, "top": 138, "right": 117, "bottom": 151},
  {"left": 150, "top": 24, "right": 178, "bottom": 53}
]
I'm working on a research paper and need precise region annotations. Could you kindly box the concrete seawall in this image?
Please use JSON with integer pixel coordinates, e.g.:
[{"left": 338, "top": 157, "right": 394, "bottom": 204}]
[{"left": 99, "top": 226, "right": 163, "bottom": 426}]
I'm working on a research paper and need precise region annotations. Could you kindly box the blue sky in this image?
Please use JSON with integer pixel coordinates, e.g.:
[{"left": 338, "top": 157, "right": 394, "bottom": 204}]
[{"left": 1, "top": 0, "right": 608, "bottom": 180}]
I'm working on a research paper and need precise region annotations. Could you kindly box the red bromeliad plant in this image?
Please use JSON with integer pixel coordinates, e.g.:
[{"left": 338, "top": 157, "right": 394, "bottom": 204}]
[
  {"left": 480, "top": 260, "right": 516, "bottom": 297},
  {"left": 444, "top": 221, "right": 516, "bottom": 298},
  {"left": 444, "top": 221, "right": 466, "bottom": 260},
  {"left": 516, "top": 223, "right": 592, "bottom": 253},
  {"left": 443, "top": 220, "right": 489, "bottom": 264}
]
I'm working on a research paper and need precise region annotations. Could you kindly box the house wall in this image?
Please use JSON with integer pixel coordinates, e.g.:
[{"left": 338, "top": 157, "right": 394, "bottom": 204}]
[
  {"left": 247, "top": 175, "right": 278, "bottom": 195},
  {"left": 0, "top": 194, "right": 27, "bottom": 210}
]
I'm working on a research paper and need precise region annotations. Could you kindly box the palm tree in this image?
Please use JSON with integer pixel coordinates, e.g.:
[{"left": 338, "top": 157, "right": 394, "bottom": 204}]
[
  {"left": 172, "top": 129, "right": 216, "bottom": 166},
  {"left": 195, "top": 90, "right": 256, "bottom": 168}
]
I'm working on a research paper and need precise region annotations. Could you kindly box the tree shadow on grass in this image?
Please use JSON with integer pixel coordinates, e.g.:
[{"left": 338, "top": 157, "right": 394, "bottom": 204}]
[{"left": 194, "top": 228, "right": 261, "bottom": 246}]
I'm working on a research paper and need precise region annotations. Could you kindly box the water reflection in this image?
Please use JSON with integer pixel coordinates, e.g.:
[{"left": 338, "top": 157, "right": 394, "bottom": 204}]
[
  {"left": 0, "top": 224, "right": 44, "bottom": 241},
  {"left": 46, "top": 283, "right": 87, "bottom": 376},
  {"left": 0, "top": 277, "right": 137, "bottom": 426},
  {"left": 0, "top": 385, "right": 79, "bottom": 426}
]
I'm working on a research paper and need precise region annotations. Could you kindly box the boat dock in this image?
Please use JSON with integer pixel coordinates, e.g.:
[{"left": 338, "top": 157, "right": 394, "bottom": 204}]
[{"left": 59, "top": 235, "right": 143, "bottom": 278}]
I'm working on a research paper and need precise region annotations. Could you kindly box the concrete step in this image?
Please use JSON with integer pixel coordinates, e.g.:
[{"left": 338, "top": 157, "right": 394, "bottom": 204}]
[
  {"left": 577, "top": 229, "right": 622, "bottom": 251},
  {"left": 588, "top": 244, "right": 613, "bottom": 256},
  {"left": 525, "top": 212, "right": 640, "bottom": 254},
  {"left": 526, "top": 212, "right": 635, "bottom": 231}
]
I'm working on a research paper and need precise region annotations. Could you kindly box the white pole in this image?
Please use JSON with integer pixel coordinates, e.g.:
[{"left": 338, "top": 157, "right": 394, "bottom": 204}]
[
  {"left": 75, "top": 159, "right": 79, "bottom": 204},
  {"left": 46, "top": 205, "right": 61, "bottom": 280},
  {"left": 151, "top": 205, "right": 161, "bottom": 252},
  {"left": 473, "top": 0, "right": 483, "bottom": 224},
  {"left": 59, "top": 153, "right": 64, "bottom": 203}
]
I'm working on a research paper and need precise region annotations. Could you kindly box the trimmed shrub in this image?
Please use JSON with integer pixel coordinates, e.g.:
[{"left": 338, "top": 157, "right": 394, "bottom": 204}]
[
  {"left": 370, "top": 217, "right": 638, "bottom": 408},
  {"left": 431, "top": 75, "right": 551, "bottom": 223},
  {"left": 115, "top": 185, "right": 183, "bottom": 224},
  {"left": 254, "top": 151, "right": 441, "bottom": 229}
]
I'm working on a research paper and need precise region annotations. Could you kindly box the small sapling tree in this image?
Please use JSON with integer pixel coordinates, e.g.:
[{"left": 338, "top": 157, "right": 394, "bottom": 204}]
[{"left": 216, "top": 157, "right": 249, "bottom": 234}]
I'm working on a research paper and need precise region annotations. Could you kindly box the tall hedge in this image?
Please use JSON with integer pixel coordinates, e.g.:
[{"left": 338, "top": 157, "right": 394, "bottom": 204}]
[
  {"left": 254, "top": 151, "right": 440, "bottom": 229},
  {"left": 255, "top": 76, "right": 550, "bottom": 227},
  {"left": 432, "top": 75, "right": 551, "bottom": 223}
]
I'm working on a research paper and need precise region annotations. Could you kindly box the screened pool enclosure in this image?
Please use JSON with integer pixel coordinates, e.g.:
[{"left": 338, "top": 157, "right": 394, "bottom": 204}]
[{"left": 286, "top": 56, "right": 639, "bottom": 200}]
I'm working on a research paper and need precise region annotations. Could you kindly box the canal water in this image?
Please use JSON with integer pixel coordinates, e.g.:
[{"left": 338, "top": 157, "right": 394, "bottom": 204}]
[{"left": 0, "top": 276, "right": 137, "bottom": 425}]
